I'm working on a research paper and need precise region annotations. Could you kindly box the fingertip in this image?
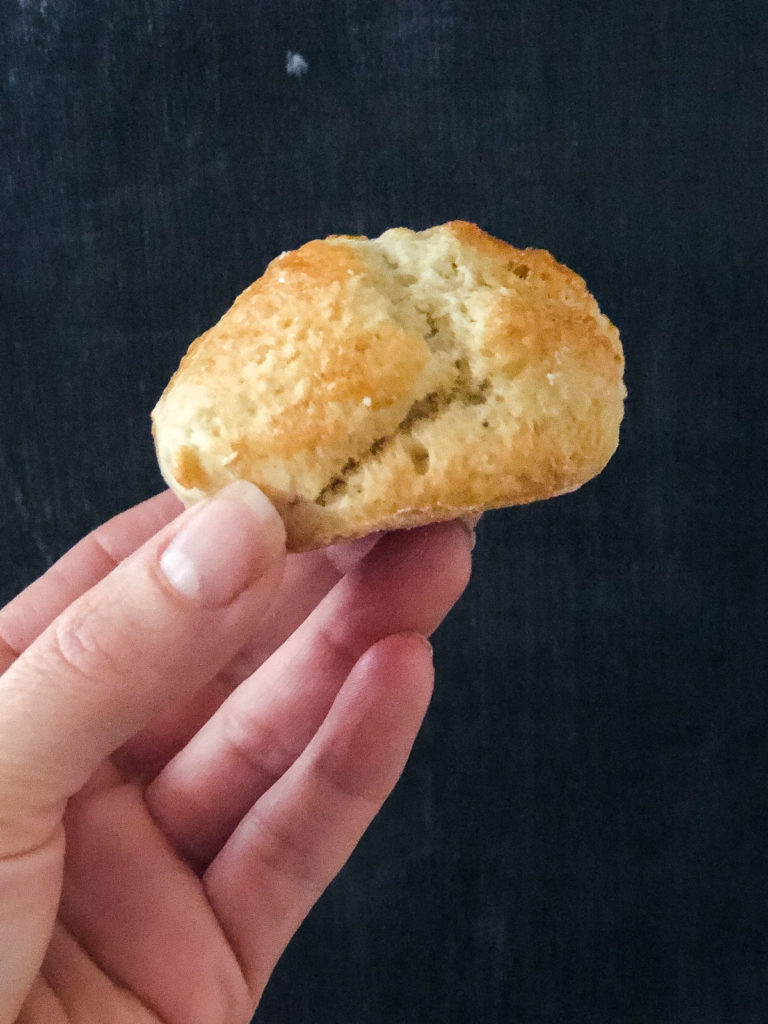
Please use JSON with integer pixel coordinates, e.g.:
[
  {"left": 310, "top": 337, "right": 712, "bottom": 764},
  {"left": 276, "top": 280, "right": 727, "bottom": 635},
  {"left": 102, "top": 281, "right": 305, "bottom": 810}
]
[
  {"left": 395, "top": 519, "right": 474, "bottom": 608},
  {"left": 324, "top": 532, "right": 383, "bottom": 575},
  {"left": 458, "top": 512, "right": 481, "bottom": 550},
  {"left": 157, "top": 482, "right": 286, "bottom": 607},
  {"left": 443, "top": 518, "right": 475, "bottom": 588},
  {"left": 386, "top": 631, "right": 435, "bottom": 719},
  {"left": 217, "top": 481, "right": 287, "bottom": 556},
  {"left": 347, "top": 632, "right": 435, "bottom": 733},
  {"left": 367, "top": 630, "right": 434, "bottom": 683}
]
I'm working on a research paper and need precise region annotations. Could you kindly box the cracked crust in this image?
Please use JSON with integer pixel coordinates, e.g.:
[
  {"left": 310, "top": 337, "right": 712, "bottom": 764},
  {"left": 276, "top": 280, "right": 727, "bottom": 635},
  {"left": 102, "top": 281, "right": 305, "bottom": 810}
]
[{"left": 152, "top": 221, "right": 626, "bottom": 551}]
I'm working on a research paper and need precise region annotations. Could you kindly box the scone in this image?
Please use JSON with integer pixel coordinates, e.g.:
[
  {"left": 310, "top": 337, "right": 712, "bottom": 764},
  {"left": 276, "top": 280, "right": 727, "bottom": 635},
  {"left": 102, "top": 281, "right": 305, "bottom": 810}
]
[{"left": 152, "top": 221, "right": 625, "bottom": 551}]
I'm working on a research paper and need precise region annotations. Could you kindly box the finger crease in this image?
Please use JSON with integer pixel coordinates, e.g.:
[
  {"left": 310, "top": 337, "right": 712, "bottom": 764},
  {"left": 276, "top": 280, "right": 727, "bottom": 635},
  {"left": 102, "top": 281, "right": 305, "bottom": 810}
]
[
  {"left": 239, "top": 811, "right": 327, "bottom": 896},
  {"left": 314, "top": 618, "right": 364, "bottom": 676},
  {"left": 0, "top": 818, "right": 63, "bottom": 865},
  {"left": 87, "top": 529, "right": 125, "bottom": 573},
  {"left": 27, "top": 969, "right": 71, "bottom": 1023},
  {"left": 51, "top": 610, "right": 124, "bottom": 684},
  {"left": 51, "top": 921, "right": 167, "bottom": 1023},
  {"left": 223, "top": 709, "right": 298, "bottom": 790},
  {"left": 0, "top": 629, "right": 22, "bottom": 661},
  {"left": 311, "top": 755, "right": 387, "bottom": 812}
]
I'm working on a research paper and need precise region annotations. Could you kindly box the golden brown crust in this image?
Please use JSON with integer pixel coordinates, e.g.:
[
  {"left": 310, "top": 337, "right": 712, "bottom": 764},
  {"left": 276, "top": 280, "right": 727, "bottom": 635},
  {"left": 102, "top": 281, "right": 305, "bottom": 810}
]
[{"left": 152, "top": 221, "right": 625, "bottom": 550}]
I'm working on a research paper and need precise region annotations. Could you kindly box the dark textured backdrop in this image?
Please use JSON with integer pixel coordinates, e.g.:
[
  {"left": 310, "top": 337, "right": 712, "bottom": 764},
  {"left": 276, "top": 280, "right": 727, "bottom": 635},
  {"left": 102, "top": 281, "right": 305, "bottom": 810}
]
[{"left": 2, "top": 2, "right": 767, "bottom": 1022}]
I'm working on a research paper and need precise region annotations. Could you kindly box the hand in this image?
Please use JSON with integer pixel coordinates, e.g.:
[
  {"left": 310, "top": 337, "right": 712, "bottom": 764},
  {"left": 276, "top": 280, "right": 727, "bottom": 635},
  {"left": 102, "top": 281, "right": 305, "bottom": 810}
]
[{"left": 0, "top": 482, "right": 472, "bottom": 1024}]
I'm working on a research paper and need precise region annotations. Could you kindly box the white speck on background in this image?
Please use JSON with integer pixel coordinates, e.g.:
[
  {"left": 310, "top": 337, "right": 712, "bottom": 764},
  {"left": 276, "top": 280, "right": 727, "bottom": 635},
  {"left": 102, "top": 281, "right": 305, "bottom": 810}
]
[
  {"left": 286, "top": 51, "right": 309, "bottom": 77},
  {"left": 362, "top": 396, "right": 372, "bottom": 407}
]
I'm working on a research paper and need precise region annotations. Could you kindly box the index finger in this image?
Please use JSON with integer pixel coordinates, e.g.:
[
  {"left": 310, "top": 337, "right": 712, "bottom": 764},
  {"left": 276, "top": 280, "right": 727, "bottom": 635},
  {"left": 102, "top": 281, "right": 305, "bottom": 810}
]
[
  {"left": 0, "top": 490, "right": 183, "bottom": 674},
  {"left": 0, "top": 484, "right": 286, "bottom": 842}
]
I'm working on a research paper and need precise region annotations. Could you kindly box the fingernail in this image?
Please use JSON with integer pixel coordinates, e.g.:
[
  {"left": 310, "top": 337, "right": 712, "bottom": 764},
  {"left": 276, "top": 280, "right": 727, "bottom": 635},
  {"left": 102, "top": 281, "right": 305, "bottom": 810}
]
[
  {"left": 159, "top": 481, "right": 286, "bottom": 606},
  {"left": 458, "top": 514, "right": 480, "bottom": 551},
  {"left": 414, "top": 633, "right": 434, "bottom": 662}
]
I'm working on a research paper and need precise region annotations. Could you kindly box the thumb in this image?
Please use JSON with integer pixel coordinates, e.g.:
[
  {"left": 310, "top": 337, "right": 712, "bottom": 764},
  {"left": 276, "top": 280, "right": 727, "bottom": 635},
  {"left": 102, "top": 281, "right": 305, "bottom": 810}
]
[{"left": 0, "top": 480, "right": 286, "bottom": 848}]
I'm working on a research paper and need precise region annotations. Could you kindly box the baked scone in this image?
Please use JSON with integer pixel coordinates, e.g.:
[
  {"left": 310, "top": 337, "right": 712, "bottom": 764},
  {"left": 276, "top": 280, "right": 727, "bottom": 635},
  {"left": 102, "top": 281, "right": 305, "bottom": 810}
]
[{"left": 152, "top": 221, "right": 625, "bottom": 551}]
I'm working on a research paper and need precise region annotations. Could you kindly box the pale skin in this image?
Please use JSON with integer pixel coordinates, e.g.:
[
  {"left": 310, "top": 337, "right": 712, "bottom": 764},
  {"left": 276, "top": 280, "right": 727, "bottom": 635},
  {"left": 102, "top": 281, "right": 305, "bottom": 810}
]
[{"left": 0, "top": 482, "right": 473, "bottom": 1023}]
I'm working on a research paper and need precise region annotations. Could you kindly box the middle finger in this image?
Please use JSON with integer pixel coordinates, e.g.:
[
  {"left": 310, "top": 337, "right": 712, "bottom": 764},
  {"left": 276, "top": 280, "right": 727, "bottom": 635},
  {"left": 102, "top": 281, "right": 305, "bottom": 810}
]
[{"left": 146, "top": 521, "right": 472, "bottom": 870}]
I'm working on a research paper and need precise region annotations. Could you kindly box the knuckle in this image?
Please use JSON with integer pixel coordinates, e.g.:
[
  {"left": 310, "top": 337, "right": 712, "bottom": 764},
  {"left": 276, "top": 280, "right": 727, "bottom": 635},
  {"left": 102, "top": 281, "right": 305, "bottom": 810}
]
[
  {"left": 311, "top": 749, "right": 386, "bottom": 809},
  {"left": 222, "top": 703, "right": 298, "bottom": 789},
  {"left": 244, "top": 809, "right": 325, "bottom": 896},
  {"left": 314, "top": 617, "right": 361, "bottom": 675},
  {"left": 50, "top": 596, "right": 124, "bottom": 682},
  {"left": 86, "top": 528, "right": 122, "bottom": 572}
]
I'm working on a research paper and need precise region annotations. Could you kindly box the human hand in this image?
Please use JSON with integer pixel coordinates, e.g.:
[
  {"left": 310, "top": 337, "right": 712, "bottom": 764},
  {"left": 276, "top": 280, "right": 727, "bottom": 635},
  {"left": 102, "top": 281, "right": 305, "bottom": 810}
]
[{"left": 0, "top": 483, "right": 472, "bottom": 1023}]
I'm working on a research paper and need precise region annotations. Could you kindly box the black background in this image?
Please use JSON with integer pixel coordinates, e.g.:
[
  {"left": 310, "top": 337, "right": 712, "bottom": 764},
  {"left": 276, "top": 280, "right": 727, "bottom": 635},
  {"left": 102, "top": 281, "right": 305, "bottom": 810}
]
[{"left": 2, "top": 2, "right": 767, "bottom": 1022}]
